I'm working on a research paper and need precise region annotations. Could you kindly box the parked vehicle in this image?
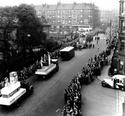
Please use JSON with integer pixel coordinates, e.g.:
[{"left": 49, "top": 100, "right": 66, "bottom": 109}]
[{"left": 101, "top": 74, "right": 125, "bottom": 91}]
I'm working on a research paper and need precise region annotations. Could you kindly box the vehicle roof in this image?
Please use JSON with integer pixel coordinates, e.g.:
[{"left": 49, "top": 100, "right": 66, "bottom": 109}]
[
  {"left": 60, "top": 46, "right": 74, "bottom": 52},
  {"left": 112, "top": 75, "right": 125, "bottom": 79}
]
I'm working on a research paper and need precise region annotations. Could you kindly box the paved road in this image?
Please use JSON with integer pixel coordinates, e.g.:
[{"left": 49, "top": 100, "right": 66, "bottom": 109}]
[
  {"left": 81, "top": 46, "right": 125, "bottom": 116},
  {"left": 82, "top": 79, "right": 117, "bottom": 116},
  {"left": 81, "top": 71, "right": 125, "bottom": 116},
  {"left": 0, "top": 34, "right": 107, "bottom": 116}
]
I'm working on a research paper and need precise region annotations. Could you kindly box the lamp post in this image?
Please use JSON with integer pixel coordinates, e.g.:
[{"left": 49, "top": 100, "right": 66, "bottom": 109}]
[
  {"left": 27, "top": 34, "right": 31, "bottom": 38},
  {"left": 22, "top": 33, "right": 31, "bottom": 58},
  {"left": 27, "top": 33, "right": 31, "bottom": 49}
]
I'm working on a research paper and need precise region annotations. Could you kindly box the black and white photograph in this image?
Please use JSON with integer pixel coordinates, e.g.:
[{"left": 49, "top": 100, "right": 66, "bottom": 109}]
[{"left": 0, "top": 0, "right": 123, "bottom": 116}]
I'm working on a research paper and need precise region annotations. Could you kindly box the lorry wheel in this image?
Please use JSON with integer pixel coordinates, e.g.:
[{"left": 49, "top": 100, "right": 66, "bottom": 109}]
[
  {"left": 29, "top": 86, "right": 33, "bottom": 92},
  {"left": 102, "top": 83, "right": 105, "bottom": 87},
  {"left": 43, "top": 76, "right": 46, "bottom": 79},
  {"left": 121, "top": 87, "right": 125, "bottom": 91}
]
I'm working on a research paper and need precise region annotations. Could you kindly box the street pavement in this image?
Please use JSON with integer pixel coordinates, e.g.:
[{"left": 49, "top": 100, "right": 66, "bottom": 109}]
[
  {"left": 81, "top": 53, "right": 125, "bottom": 116},
  {"left": 0, "top": 34, "right": 107, "bottom": 116}
]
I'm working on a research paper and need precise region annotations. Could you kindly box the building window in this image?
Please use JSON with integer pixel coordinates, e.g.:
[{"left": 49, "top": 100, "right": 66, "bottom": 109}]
[
  {"left": 120, "top": 41, "right": 125, "bottom": 51},
  {"left": 77, "top": 10, "right": 80, "bottom": 13},
  {"left": 62, "top": 21, "right": 65, "bottom": 24}
]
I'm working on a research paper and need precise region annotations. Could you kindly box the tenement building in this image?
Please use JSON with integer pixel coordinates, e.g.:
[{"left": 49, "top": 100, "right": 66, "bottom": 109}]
[
  {"left": 113, "top": 0, "right": 125, "bottom": 74},
  {"left": 34, "top": 2, "right": 100, "bottom": 31}
]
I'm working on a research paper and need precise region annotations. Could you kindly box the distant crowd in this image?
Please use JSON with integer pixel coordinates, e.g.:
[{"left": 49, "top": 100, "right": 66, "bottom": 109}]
[{"left": 61, "top": 35, "right": 116, "bottom": 116}]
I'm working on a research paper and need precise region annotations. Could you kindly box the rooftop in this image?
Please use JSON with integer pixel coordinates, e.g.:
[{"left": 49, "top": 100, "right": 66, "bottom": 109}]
[{"left": 34, "top": 3, "right": 97, "bottom": 11}]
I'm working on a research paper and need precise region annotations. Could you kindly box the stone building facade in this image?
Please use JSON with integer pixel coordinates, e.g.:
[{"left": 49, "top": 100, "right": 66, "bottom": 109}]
[{"left": 34, "top": 2, "right": 100, "bottom": 30}]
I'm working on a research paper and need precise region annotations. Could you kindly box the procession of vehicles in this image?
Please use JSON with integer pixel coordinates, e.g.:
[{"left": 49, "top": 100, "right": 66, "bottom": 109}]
[
  {"left": 0, "top": 32, "right": 103, "bottom": 108},
  {"left": 0, "top": 53, "right": 59, "bottom": 106},
  {"left": 0, "top": 45, "right": 77, "bottom": 107},
  {"left": 0, "top": 46, "right": 75, "bottom": 107},
  {"left": 0, "top": 32, "right": 115, "bottom": 110},
  {"left": 0, "top": 45, "right": 76, "bottom": 107},
  {"left": 101, "top": 74, "right": 125, "bottom": 91}
]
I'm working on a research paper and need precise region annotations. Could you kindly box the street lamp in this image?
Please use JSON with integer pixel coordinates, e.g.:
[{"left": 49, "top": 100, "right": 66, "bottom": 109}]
[
  {"left": 27, "top": 34, "right": 31, "bottom": 38},
  {"left": 26, "top": 33, "right": 32, "bottom": 51}
]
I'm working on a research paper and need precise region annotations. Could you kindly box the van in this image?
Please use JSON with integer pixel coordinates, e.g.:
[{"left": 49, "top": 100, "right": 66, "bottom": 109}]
[{"left": 101, "top": 74, "right": 125, "bottom": 91}]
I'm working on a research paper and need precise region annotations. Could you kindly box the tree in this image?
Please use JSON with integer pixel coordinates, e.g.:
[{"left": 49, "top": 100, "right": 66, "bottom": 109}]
[
  {"left": 16, "top": 4, "right": 46, "bottom": 48},
  {"left": 0, "top": 6, "right": 18, "bottom": 27},
  {"left": 0, "top": 4, "right": 48, "bottom": 71},
  {"left": 0, "top": 6, "right": 19, "bottom": 58},
  {"left": 45, "top": 38, "right": 60, "bottom": 52},
  {"left": 17, "top": 4, "right": 40, "bottom": 28},
  {"left": 0, "top": 4, "right": 48, "bottom": 53}
]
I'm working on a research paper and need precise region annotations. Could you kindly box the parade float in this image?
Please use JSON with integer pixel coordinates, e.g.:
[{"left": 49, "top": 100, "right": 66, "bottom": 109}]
[
  {"left": 0, "top": 72, "right": 26, "bottom": 106},
  {"left": 35, "top": 52, "right": 59, "bottom": 78}
]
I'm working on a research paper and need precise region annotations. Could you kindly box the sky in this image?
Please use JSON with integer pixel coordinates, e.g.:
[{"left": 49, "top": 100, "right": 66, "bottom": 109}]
[{"left": 0, "top": 0, "right": 119, "bottom": 10}]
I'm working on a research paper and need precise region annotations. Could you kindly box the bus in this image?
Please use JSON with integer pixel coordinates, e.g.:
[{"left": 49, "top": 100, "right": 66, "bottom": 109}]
[
  {"left": 60, "top": 46, "right": 75, "bottom": 60},
  {"left": 78, "top": 25, "right": 92, "bottom": 35}
]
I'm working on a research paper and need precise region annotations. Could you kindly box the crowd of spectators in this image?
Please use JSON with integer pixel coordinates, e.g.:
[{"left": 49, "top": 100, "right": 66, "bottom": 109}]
[{"left": 61, "top": 36, "right": 115, "bottom": 116}]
